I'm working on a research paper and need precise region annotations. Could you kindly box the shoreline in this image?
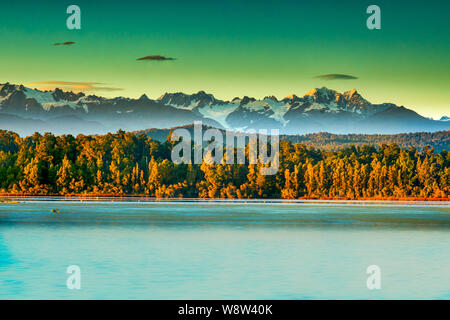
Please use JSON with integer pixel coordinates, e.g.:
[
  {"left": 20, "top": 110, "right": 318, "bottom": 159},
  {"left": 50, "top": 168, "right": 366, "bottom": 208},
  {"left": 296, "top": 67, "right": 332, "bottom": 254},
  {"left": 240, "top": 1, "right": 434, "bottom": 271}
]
[{"left": 0, "top": 193, "right": 448, "bottom": 202}]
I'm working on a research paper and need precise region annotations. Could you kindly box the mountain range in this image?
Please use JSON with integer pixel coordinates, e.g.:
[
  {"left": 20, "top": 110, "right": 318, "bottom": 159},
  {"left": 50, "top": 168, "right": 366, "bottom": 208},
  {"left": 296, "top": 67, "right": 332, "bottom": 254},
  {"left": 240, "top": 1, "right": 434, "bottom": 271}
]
[{"left": 0, "top": 83, "right": 448, "bottom": 136}]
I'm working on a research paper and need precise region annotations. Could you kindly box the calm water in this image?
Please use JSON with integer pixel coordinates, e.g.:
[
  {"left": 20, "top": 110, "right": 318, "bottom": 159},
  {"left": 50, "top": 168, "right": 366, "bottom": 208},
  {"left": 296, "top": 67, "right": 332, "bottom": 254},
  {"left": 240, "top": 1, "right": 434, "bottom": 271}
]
[{"left": 0, "top": 199, "right": 449, "bottom": 299}]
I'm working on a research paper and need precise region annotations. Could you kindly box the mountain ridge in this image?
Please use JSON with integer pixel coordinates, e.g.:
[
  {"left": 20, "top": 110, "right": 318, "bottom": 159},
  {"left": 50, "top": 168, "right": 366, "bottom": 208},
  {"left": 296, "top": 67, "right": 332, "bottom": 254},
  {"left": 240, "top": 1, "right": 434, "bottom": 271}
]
[{"left": 0, "top": 82, "right": 448, "bottom": 136}]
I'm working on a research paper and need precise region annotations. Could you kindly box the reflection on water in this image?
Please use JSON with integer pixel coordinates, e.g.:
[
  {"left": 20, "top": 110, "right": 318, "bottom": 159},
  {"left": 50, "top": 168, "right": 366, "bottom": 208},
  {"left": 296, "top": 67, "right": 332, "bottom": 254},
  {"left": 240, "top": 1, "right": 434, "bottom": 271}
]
[{"left": 0, "top": 200, "right": 449, "bottom": 299}]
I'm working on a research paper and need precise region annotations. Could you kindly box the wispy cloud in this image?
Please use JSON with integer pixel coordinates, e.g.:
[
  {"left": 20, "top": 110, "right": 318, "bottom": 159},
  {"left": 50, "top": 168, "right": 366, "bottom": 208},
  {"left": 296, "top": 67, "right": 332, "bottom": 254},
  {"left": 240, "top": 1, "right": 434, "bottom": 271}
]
[
  {"left": 315, "top": 74, "right": 358, "bottom": 80},
  {"left": 26, "top": 81, "right": 123, "bottom": 93},
  {"left": 137, "top": 55, "right": 176, "bottom": 61},
  {"left": 54, "top": 41, "right": 76, "bottom": 46}
]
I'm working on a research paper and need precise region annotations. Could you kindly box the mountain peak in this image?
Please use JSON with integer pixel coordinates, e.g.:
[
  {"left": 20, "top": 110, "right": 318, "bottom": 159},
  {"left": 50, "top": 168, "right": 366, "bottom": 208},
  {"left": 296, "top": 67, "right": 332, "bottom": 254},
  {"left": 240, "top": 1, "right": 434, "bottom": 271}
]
[
  {"left": 344, "top": 88, "right": 358, "bottom": 97},
  {"left": 240, "top": 96, "right": 256, "bottom": 105},
  {"left": 157, "top": 90, "right": 219, "bottom": 109},
  {"left": 343, "top": 88, "right": 369, "bottom": 107},
  {"left": 139, "top": 93, "right": 150, "bottom": 101},
  {"left": 284, "top": 94, "right": 299, "bottom": 100},
  {"left": 52, "top": 87, "right": 85, "bottom": 101},
  {"left": 0, "top": 83, "right": 19, "bottom": 97},
  {"left": 264, "top": 95, "right": 278, "bottom": 102},
  {"left": 303, "top": 87, "right": 338, "bottom": 104},
  {"left": 304, "top": 87, "right": 337, "bottom": 97},
  {"left": 192, "top": 90, "right": 216, "bottom": 101}
]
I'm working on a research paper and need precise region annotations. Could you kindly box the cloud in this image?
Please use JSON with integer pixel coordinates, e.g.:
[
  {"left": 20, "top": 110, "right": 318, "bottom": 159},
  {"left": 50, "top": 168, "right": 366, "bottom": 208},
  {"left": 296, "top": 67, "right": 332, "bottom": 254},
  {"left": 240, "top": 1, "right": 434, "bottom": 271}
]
[
  {"left": 54, "top": 41, "right": 76, "bottom": 46},
  {"left": 26, "top": 81, "right": 123, "bottom": 93},
  {"left": 315, "top": 74, "right": 358, "bottom": 80},
  {"left": 136, "top": 55, "right": 175, "bottom": 61},
  {"left": 28, "top": 81, "right": 101, "bottom": 86}
]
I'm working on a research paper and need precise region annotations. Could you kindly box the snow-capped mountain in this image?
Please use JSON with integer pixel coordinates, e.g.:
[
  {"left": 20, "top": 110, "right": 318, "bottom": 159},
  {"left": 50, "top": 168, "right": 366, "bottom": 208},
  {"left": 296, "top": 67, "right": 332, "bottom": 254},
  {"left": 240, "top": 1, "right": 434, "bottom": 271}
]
[
  {"left": 0, "top": 83, "right": 221, "bottom": 135},
  {"left": 0, "top": 82, "right": 448, "bottom": 136},
  {"left": 157, "top": 86, "right": 448, "bottom": 134},
  {"left": 158, "top": 91, "right": 224, "bottom": 110}
]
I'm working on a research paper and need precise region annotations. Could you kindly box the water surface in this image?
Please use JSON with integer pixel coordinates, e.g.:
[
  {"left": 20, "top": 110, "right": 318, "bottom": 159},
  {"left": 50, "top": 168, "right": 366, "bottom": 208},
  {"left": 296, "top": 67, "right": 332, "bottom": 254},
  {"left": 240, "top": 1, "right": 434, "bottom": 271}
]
[{"left": 0, "top": 199, "right": 448, "bottom": 299}]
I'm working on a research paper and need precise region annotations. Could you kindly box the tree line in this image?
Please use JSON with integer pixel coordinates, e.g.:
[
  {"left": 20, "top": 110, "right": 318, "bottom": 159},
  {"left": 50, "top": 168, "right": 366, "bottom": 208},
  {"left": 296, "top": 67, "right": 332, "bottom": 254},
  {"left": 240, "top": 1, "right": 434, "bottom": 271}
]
[
  {"left": 0, "top": 130, "right": 448, "bottom": 199},
  {"left": 139, "top": 127, "right": 450, "bottom": 152},
  {"left": 282, "top": 131, "right": 450, "bottom": 152}
]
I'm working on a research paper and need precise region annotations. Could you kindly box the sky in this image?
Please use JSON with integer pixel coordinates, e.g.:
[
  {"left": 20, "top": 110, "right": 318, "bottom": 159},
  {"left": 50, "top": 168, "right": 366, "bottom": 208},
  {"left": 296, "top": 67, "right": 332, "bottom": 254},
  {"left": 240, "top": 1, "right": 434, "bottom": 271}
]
[{"left": 0, "top": 0, "right": 449, "bottom": 118}]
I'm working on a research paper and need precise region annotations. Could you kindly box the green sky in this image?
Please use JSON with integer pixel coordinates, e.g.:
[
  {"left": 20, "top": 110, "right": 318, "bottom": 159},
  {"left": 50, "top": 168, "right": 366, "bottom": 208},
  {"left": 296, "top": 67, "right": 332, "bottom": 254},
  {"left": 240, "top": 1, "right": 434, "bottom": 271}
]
[{"left": 0, "top": 0, "right": 449, "bottom": 118}]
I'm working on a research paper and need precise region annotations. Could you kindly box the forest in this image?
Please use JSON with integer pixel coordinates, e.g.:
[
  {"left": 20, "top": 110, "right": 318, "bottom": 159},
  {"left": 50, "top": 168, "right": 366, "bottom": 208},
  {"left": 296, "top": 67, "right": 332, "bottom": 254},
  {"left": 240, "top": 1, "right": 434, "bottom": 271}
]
[
  {"left": 0, "top": 129, "right": 448, "bottom": 199},
  {"left": 139, "top": 127, "right": 450, "bottom": 152}
]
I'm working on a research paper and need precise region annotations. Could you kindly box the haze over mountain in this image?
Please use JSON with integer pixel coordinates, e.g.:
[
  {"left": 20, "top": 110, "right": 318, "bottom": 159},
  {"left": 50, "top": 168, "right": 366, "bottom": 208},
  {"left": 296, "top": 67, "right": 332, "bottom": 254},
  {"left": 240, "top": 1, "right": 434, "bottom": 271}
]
[
  {"left": 138, "top": 124, "right": 450, "bottom": 153},
  {"left": 0, "top": 83, "right": 448, "bottom": 136}
]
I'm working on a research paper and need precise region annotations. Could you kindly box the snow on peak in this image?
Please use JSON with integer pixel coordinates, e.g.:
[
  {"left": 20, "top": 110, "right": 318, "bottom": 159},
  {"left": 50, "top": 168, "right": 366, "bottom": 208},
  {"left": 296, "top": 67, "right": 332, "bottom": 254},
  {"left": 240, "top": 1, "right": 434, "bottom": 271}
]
[
  {"left": 304, "top": 87, "right": 337, "bottom": 99},
  {"left": 343, "top": 88, "right": 370, "bottom": 107},
  {"left": 157, "top": 91, "right": 220, "bottom": 110},
  {"left": 284, "top": 94, "right": 299, "bottom": 100},
  {"left": 344, "top": 88, "right": 358, "bottom": 97},
  {"left": 20, "top": 86, "right": 87, "bottom": 112}
]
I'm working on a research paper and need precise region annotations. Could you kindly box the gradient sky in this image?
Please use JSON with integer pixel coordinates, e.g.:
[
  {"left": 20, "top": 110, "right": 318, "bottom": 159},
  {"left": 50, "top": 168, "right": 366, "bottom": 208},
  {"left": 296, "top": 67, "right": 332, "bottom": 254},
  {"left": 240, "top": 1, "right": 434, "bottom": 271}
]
[{"left": 0, "top": 0, "right": 449, "bottom": 118}]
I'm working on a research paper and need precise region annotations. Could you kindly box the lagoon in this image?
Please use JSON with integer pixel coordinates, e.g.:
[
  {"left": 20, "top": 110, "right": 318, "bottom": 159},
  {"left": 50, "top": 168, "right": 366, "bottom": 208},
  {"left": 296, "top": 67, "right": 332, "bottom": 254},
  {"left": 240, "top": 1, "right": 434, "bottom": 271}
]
[{"left": 0, "top": 199, "right": 449, "bottom": 299}]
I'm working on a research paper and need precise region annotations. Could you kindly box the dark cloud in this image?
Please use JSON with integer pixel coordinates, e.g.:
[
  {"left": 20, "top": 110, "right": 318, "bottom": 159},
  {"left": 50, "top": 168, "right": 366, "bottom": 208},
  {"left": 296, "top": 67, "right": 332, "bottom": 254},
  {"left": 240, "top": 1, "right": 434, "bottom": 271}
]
[
  {"left": 137, "top": 55, "right": 176, "bottom": 61},
  {"left": 54, "top": 41, "right": 76, "bottom": 46},
  {"left": 27, "top": 81, "right": 123, "bottom": 93},
  {"left": 315, "top": 74, "right": 358, "bottom": 80}
]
